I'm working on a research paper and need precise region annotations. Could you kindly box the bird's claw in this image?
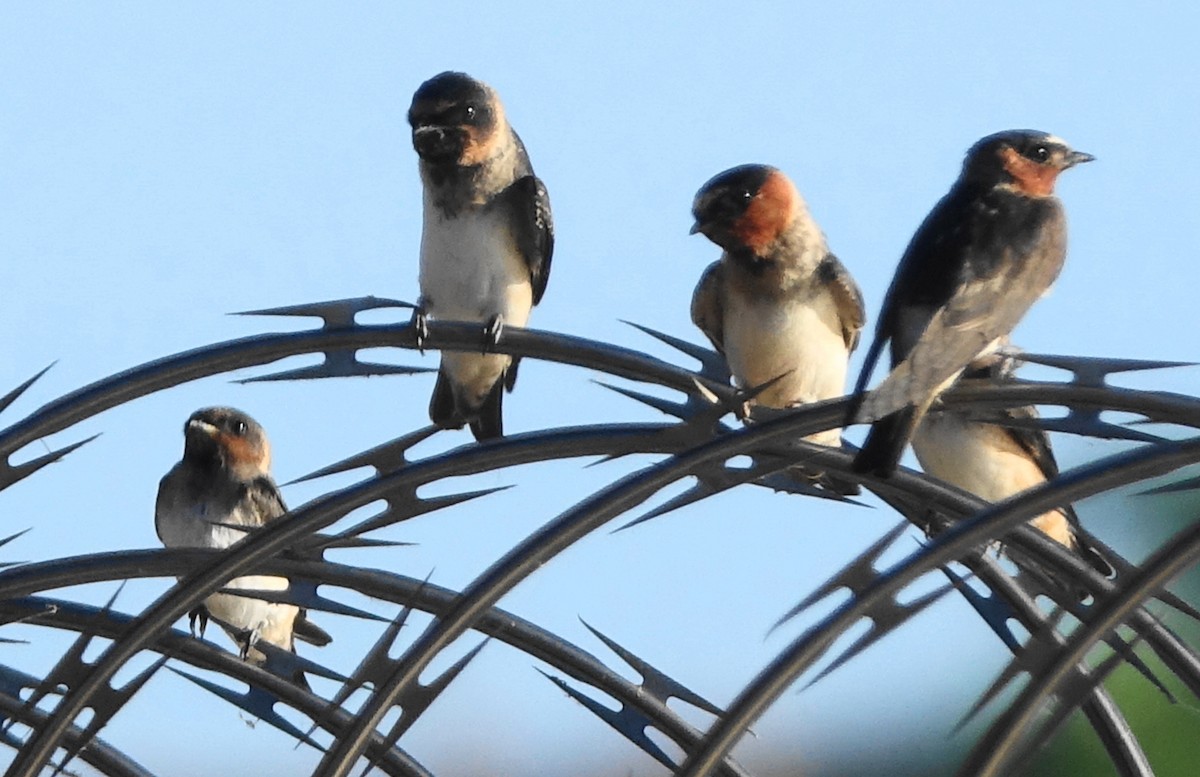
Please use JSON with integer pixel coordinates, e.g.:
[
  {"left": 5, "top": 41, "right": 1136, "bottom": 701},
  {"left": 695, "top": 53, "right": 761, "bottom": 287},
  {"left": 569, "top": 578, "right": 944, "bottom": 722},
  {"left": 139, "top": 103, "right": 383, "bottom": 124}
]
[
  {"left": 188, "top": 607, "right": 209, "bottom": 639},
  {"left": 239, "top": 624, "right": 263, "bottom": 661},
  {"left": 730, "top": 387, "right": 758, "bottom": 422},
  {"left": 411, "top": 308, "right": 430, "bottom": 355},
  {"left": 482, "top": 314, "right": 504, "bottom": 353}
]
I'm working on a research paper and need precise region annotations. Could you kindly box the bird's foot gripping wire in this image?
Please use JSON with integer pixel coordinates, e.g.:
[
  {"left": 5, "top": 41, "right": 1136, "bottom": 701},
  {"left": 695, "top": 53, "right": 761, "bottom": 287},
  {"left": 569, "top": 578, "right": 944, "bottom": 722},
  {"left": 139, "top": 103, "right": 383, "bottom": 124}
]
[
  {"left": 482, "top": 314, "right": 505, "bottom": 353},
  {"left": 188, "top": 606, "right": 209, "bottom": 639},
  {"left": 239, "top": 623, "right": 264, "bottom": 661},
  {"left": 411, "top": 306, "right": 430, "bottom": 355}
]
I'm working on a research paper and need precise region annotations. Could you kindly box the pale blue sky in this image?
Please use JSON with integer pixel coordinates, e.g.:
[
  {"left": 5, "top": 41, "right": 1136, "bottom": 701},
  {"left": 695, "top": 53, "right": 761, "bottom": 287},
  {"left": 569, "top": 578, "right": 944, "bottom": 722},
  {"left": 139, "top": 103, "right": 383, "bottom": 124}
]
[{"left": 1, "top": 3, "right": 1198, "bottom": 775}]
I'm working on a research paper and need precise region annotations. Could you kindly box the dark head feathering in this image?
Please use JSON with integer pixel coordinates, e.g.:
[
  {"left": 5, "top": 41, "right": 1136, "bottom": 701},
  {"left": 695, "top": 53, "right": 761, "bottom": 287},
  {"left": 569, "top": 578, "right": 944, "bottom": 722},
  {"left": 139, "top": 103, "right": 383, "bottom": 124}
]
[
  {"left": 961, "top": 129, "right": 1094, "bottom": 197},
  {"left": 408, "top": 71, "right": 506, "bottom": 169},
  {"left": 690, "top": 164, "right": 800, "bottom": 259},
  {"left": 182, "top": 406, "right": 271, "bottom": 481}
]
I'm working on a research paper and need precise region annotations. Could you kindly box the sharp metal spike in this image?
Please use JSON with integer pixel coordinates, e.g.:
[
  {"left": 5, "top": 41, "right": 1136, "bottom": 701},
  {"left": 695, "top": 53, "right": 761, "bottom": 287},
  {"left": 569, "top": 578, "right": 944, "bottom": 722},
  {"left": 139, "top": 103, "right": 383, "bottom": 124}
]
[
  {"left": 211, "top": 584, "right": 388, "bottom": 624},
  {"left": 1148, "top": 588, "right": 1200, "bottom": 627},
  {"left": 361, "top": 640, "right": 490, "bottom": 777},
  {"left": 755, "top": 472, "right": 858, "bottom": 501},
  {"left": 0, "top": 363, "right": 54, "bottom": 417},
  {"left": 1102, "top": 630, "right": 1177, "bottom": 704},
  {"left": 169, "top": 667, "right": 324, "bottom": 750},
  {"left": 18, "top": 583, "right": 126, "bottom": 716},
  {"left": 974, "top": 408, "right": 1169, "bottom": 445},
  {"left": 286, "top": 426, "right": 441, "bottom": 484},
  {"left": 801, "top": 582, "right": 955, "bottom": 690},
  {"left": 1007, "top": 414, "right": 1170, "bottom": 445},
  {"left": 736, "top": 374, "right": 802, "bottom": 411},
  {"left": 341, "top": 613, "right": 408, "bottom": 689},
  {"left": 537, "top": 669, "right": 677, "bottom": 770},
  {"left": 1142, "top": 581, "right": 1200, "bottom": 627},
  {"left": 11, "top": 584, "right": 149, "bottom": 766},
  {"left": 939, "top": 564, "right": 1023, "bottom": 653},
  {"left": 238, "top": 359, "right": 433, "bottom": 384},
  {"left": 1125, "top": 415, "right": 1170, "bottom": 427},
  {"left": 287, "top": 583, "right": 391, "bottom": 624},
  {"left": 336, "top": 486, "right": 514, "bottom": 539},
  {"left": 0, "top": 664, "right": 41, "bottom": 730},
  {"left": 0, "top": 434, "right": 100, "bottom": 491},
  {"left": 253, "top": 639, "right": 349, "bottom": 685},
  {"left": 1011, "top": 649, "right": 1134, "bottom": 773},
  {"left": 1136, "top": 474, "right": 1200, "bottom": 497},
  {"left": 773, "top": 521, "right": 912, "bottom": 629},
  {"left": 594, "top": 381, "right": 692, "bottom": 420},
  {"left": 199, "top": 520, "right": 415, "bottom": 562},
  {"left": 301, "top": 602, "right": 418, "bottom": 745},
  {"left": 395, "top": 639, "right": 487, "bottom": 729},
  {"left": 1015, "top": 352, "right": 1194, "bottom": 385},
  {"left": 292, "top": 533, "right": 414, "bottom": 557},
  {"left": 0, "top": 528, "right": 31, "bottom": 551},
  {"left": 957, "top": 608, "right": 1174, "bottom": 735},
  {"left": 579, "top": 619, "right": 722, "bottom": 716},
  {"left": 956, "top": 644, "right": 1037, "bottom": 733},
  {"left": 234, "top": 296, "right": 414, "bottom": 328},
  {"left": 614, "top": 482, "right": 716, "bottom": 532},
  {"left": 55, "top": 656, "right": 168, "bottom": 775},
  {"left": 582, "top": 420, "right": 721, "bottom": 469},
  {"left": 621, "top": 320, "right": 730, "bottom": 381},
  {"left": 1081, "top": 534, "right": 1200, "bottom": 623}
]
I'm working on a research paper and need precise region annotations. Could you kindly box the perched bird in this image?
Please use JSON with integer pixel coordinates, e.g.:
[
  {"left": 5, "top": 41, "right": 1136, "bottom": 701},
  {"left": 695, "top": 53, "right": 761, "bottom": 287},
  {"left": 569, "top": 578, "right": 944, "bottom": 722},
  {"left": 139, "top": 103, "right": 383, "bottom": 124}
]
[
  {"left": 912, "top": 352, "right": 1113, "bottom": 581},
  {"left": 156, "top": 407, "right": 330, "bottom": 676},
  {"left": 409, "top": 71, "right": 553, "bottom": 441},
  {"left": 690, "top": 164, "right": 865, "bottom": 491},
  {"left": 851, "top": 130, "right": 1094, "bottom": 477}
]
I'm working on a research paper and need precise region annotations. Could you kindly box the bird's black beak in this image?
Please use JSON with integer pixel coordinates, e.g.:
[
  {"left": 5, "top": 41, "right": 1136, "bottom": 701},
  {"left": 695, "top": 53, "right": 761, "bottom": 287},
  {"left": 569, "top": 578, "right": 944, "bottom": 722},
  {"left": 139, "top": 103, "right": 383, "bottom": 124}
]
[
  {"left": 1064, "top": 150, "right": 1096, "bottom": 168},
  {"left": 689, "top": 220, "right": 704, "bottom": 236},
  {"left": 412, "top": 124, "right": 464, "bottom": 161}
]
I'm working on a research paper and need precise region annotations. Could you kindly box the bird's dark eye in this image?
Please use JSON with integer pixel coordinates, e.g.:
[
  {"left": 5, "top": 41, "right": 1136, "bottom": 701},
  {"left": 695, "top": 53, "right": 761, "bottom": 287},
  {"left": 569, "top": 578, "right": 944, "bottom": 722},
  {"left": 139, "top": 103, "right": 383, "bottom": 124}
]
[
  {"left": 1032, "top": 145, "right": 1050, "bottom": 162},
  {"left": 464, "top": 106, "right": 477, "bottom": 121},
  {"left": 741, "top": 189, "right": 754, "bottom": 201},
  {"left": 232, "top": 421, "right": 247, "bottom": 436}
]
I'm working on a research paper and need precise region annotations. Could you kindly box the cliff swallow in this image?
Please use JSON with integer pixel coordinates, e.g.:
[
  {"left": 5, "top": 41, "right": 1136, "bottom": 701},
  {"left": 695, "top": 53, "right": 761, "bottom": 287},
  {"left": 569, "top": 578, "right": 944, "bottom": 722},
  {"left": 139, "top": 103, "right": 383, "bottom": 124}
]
[
  {"left": 408, "top": 71, "right": 553, "bottom": 440},
  {"left": 691, "top": 164, "right": 865, "bottom": 492},
  {"left": 155, "top": 407, "right": 330, "bottom": 677},
  {"left": 851, "top": 130, "right": 1093, "bottom": 477},
  {"left": 912, "top": 353, "right": 1113, "bottom": 582}
]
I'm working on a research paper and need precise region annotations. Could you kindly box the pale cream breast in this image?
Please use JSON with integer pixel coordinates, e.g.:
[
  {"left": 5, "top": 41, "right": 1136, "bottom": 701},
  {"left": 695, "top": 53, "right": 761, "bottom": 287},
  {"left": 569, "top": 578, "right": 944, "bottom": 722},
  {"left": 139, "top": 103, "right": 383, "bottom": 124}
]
[
  {"left": 722, "top": 288, "right": 848, "bottom": 409},
  {"left": 721, "top": 286, "right": 849, "bottom": 447},
  {"left": 913, "top": 412, "right": 1075, "bottom": 547},
  {"left": 419, "top": 202, "right": 533, "bottom": 323}
]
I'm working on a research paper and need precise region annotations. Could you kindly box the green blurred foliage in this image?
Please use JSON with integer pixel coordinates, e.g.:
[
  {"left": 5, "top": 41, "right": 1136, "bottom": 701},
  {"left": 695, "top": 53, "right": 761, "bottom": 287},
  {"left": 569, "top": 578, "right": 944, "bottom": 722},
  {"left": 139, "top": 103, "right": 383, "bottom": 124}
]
[{"left": 1028, "top": 488, "right": 1200, "bottom": 777}]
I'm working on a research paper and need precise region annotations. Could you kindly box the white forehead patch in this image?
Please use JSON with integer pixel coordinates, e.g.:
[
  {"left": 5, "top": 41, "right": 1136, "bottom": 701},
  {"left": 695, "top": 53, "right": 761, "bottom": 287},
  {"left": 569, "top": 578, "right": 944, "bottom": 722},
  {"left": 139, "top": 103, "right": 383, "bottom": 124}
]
[{"left": 1043, "top": 134, "right": 1069, "bottom": 148}]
